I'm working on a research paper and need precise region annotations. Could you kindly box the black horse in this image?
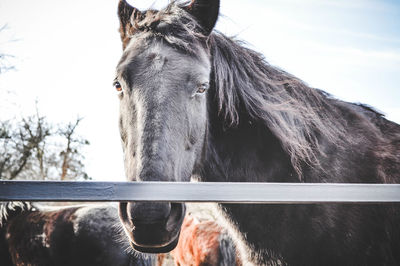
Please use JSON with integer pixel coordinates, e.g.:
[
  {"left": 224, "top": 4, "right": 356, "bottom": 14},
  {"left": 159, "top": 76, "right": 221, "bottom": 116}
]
[
  {"left": 0, "top": 202, "right": 156, "bottom": 266},
  {"left": 114, "top": 0, "right": 400, "bottom": 265}
]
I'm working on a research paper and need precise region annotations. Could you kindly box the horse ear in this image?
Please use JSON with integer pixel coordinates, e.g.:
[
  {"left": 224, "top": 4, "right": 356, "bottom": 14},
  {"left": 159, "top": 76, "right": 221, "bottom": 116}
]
[
  {"left": 184, "top": 0, "right": 220, "bottom": 35},
  {"left": 118, "top": 0, "right": 142, "bottom": 49}
]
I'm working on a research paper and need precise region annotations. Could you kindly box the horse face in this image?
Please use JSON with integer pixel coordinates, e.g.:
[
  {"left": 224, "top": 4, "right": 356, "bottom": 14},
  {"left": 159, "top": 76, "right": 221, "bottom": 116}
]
[
  {"left": 115, "top": 0, "right": 219, "bottom": 253},
  {"left": 116, "top": 40, "right": 209, "bottom": 252}
]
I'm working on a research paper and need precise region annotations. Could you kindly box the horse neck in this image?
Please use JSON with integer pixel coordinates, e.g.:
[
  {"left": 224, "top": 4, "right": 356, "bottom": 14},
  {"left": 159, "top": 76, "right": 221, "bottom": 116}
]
[{"left": 198, "top": 113, "right": 298, "bottom": 183}]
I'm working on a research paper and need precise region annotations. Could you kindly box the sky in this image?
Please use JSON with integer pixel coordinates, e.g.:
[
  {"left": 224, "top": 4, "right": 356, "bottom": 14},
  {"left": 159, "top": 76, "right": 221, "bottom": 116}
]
[{"left": 0, "top": 0, "right": 399, "bottom": 181}]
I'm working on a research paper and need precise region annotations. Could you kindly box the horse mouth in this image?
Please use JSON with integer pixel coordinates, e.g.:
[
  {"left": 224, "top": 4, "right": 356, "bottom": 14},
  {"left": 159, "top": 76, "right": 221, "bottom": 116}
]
[
  {"left": 120, "top": 202, "right": 185, "bottom": 254},
  {"left": 129, "top": 231, "right": 180, "bottom": 253}
]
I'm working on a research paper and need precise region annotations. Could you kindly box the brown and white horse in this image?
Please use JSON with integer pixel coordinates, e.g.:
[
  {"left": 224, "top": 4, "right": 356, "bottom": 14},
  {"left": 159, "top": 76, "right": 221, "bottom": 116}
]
[
  {"left": 0, "top": 202, "right": 156, "bottom": 266},
  {"left": 1, "top": 202, "right": 238, "bottom": 266}
]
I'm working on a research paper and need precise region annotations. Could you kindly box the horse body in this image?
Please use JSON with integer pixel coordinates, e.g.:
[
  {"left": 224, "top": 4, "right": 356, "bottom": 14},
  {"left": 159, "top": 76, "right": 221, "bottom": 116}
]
[
  {"left": 205, "top": 65, "right": 400, "bottom": 264},
  {"left": 200, "top": 39, "right": 400, "bottom": 263},
  {"left": 115, "top": 0, "right": 400, "bottom": 265},
  {"left": 203, "top": 89, "right": 400, "bottom": 264}
]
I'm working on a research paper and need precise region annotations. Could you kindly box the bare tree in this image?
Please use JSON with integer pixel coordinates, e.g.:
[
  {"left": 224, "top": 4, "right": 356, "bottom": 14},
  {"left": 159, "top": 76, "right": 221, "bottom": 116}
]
[
  {"left": 0, "top": 111, "right": 90, "bottom": 181},
  {"left": 59, "top": 118, "right": 90, "bottom": 181},
  {"left": 0, "top": 115, "right": 48, "bottom": 180}
]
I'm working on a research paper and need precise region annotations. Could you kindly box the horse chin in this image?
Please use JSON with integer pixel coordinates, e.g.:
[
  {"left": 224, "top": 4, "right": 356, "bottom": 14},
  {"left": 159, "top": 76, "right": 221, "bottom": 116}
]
[
  {"left": 126, "top": 203, "right": 185, "bottom": 254},
  {"left": 129, "top": 232, "right": 180, "bottom": 253}
]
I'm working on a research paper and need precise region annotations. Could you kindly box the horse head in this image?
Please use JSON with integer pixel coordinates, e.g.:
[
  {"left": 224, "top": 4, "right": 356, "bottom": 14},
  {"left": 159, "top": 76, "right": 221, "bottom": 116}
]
[{"left": 115, "top": 0, "right": 220, "bottom": 253}]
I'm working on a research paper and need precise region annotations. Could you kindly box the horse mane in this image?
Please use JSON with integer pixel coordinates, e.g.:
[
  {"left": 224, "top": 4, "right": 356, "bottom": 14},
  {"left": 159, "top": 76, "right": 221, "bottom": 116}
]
[
  {"left": 127, "top": 1, "right": 350, "bottom": 176},
  {"left": 0, "top": 202, "right": 35, "bottom": 227},
  {"left": 207, "top": 34, "right": 350, "bottom": 175}
]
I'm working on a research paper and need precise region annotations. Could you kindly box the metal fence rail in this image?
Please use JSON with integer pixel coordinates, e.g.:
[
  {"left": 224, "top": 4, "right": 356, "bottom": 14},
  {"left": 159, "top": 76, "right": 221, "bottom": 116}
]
[{"left": 1, "top": 181, "right": 400, "bottom": 203}]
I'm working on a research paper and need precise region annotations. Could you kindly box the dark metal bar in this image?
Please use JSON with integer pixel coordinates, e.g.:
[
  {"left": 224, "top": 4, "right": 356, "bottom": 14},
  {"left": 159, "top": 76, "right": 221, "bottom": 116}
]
[
  {"left": 0, "top": 181, "right": 400, "bottom": 204},
  {"left": 1, "top": 181, "right": 400, "bottom": 203}
]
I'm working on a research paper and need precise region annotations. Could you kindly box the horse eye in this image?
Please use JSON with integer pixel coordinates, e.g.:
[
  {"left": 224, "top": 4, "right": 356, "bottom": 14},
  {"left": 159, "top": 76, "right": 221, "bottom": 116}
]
[
  {"left": 113, "top": 81, "right": 123, "bottom": 92},
  {"left": 196, "top": 83, "right": 209, "bottom": 94}
]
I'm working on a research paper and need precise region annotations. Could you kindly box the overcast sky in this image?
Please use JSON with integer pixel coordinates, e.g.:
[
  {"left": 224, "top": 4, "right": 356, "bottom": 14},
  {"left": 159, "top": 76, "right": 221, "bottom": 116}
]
[{"left": 1, "top": 0, "right": 399, "bottom": 181}]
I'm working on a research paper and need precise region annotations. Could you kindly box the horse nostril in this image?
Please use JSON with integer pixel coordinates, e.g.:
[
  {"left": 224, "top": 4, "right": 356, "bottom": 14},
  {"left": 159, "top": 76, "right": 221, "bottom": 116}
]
[
  {"left": 118, "top": 202, "right": 133, "bottom": 229},
  {"left": 127, "top": 202, "right": 172, "bottom": 225}
]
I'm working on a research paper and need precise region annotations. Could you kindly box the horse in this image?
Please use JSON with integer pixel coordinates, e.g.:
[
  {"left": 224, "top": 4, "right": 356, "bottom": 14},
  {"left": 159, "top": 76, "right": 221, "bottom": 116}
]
[
  {"left": 114, "top": 0, "right": 400, "bottom": 265},
  {"left": 0, "top": 202, "right": 232, "bottom": 266},
  {"left": 0, "top": 202, "right": 156, "bottom": 266},
  {"left": 170, "top": 213, "right": 239, "bottom": 266}
]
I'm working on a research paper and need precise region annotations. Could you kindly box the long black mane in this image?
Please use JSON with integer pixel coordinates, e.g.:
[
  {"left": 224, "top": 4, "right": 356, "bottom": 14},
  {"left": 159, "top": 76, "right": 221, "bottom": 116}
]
[{"left": 208, "top": 33, "right": 348, "bottom": 176}]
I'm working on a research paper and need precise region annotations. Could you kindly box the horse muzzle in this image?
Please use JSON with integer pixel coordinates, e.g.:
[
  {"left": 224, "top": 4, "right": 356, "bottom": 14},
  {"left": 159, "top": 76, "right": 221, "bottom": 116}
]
[{"left": 119, "top": 202, "right": 185, "bottom": 253}]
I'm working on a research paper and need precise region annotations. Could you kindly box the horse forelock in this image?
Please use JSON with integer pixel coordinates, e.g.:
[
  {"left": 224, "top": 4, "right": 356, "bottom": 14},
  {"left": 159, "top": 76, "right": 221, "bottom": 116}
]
[{"left": 124, "top": 1, "right": 206, "bottom": 56}]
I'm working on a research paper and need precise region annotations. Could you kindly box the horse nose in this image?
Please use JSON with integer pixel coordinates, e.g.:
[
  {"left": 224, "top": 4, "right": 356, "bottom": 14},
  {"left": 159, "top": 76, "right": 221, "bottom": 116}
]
[
  {"left": 125, "top": 202, "right": 172, "bottom": 226},
  {"left": 119, "top": 202, "right": 186, "bottom": 251}
]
